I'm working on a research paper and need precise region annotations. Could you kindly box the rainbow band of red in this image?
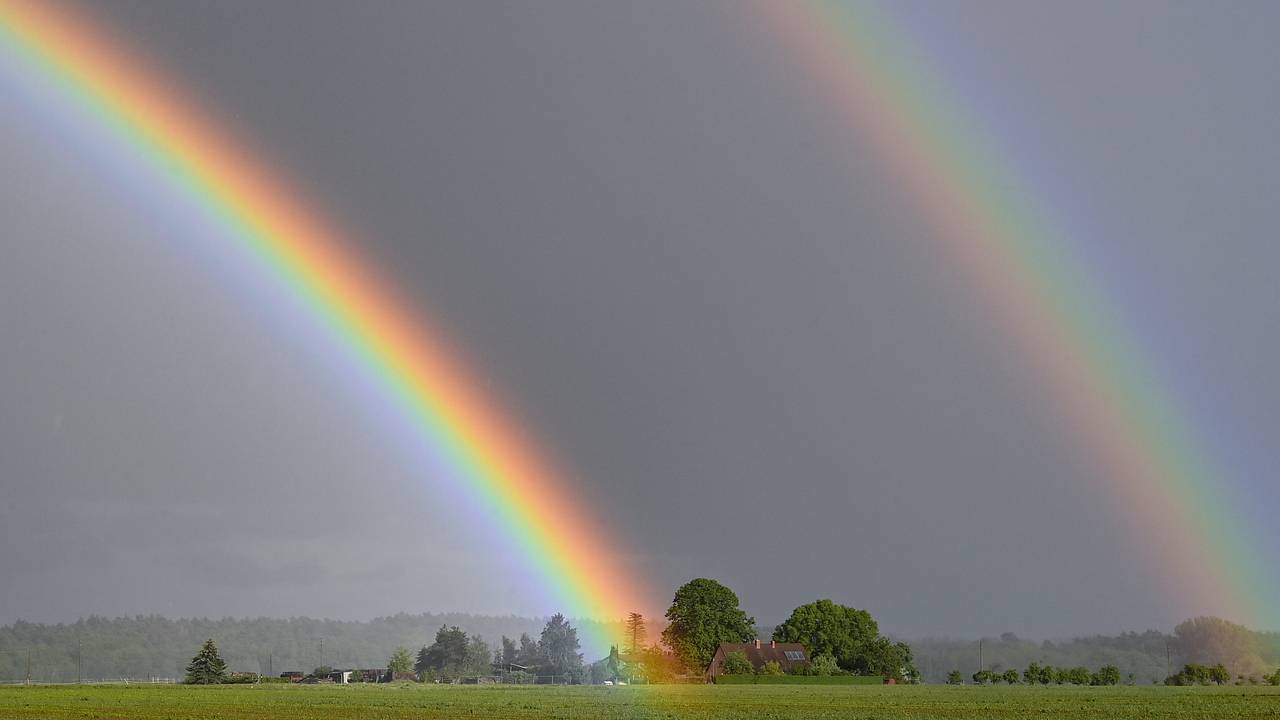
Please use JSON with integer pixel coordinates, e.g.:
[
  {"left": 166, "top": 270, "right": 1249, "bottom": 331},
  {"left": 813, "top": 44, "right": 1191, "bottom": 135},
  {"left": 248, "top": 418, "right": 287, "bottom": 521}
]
[
  {"left": 754, "top": 1, "right": 1271, "bottom": 626},
  {"left": 0, "top": 0, "right": 642, "bottom": 633}
]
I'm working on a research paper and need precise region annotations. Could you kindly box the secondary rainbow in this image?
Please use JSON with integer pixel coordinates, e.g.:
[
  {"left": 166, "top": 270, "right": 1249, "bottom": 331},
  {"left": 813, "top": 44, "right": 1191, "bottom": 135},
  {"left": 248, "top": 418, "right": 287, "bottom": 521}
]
[
  {"left": 0, "top": 0, "right": 645, "bottom": 640},
  {"left": 753, "top": 1, "right": 1273, "bottom": 627}
]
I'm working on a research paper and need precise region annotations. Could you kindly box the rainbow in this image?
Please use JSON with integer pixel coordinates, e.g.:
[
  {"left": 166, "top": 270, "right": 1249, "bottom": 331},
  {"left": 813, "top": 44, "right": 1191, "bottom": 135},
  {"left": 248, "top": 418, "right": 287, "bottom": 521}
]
[
  {"left": 752, "top": 1, "right": 1274, "bottom": 627},
  {"left": 0, "top": 0, "right": 646, "bottom": 645}
]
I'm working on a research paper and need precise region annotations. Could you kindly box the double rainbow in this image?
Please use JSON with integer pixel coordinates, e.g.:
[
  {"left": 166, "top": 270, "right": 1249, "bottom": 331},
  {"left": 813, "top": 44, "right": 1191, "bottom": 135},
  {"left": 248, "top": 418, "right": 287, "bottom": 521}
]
[
  {"left": 0, "top": 0, "right": 644, "bottom": 643},
  {"left": 2, "top": 0, "right": 1271, "bottom": 635}
]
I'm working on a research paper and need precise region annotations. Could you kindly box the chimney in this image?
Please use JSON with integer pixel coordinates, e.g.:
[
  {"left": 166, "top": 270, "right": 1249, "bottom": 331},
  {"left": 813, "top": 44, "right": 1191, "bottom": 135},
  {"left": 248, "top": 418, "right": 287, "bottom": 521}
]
[
  {"left": 770, "top": 641, "right": 776, "bottom": 649},
  {"left": 754, "top": 639, "right": 761, "bottom": 649}
]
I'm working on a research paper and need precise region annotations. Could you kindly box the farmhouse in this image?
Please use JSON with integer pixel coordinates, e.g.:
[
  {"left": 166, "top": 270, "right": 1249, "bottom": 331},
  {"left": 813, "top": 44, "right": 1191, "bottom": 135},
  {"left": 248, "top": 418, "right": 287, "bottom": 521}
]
[{"left": 706, "top": 639, "right": 809, "bottom": 680}]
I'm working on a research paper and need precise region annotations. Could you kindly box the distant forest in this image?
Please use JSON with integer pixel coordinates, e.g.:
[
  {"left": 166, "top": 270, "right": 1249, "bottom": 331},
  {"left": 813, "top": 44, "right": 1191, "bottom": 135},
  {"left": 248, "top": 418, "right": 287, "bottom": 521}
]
[
  {"left": 910, "top": 617, "right": 1280, "bottom": 684},
  {"left": 2, "top": 613, "right": 1276, "bottom": 684},
  {"left": 0, "top": 614, "right": 625, "bottom": 683}
]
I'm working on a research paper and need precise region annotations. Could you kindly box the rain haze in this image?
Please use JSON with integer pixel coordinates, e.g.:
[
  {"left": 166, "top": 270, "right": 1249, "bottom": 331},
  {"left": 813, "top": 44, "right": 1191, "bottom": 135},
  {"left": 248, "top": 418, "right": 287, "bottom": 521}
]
[{"left": 2, "top": 0, "right": 1279, "bottom": 641}]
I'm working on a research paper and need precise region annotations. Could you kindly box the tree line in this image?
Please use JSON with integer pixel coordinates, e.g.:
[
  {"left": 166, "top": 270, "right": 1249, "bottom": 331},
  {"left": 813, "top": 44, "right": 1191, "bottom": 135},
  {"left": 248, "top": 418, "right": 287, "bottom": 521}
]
[
  {"left": 168, "top": 578, "right": 913, "bottom": 685},
  {"left": 5, "top": 598, "right": 1277, "bottom": 685},
  {"left": 915, "top": 617, "right": 1280, "bottom": 685},
  {"left": 947, "top": 662, "right": 1123, "bottom": 686},
  {"left": 0, "top": 612, "right": 618, "bottom": 682},
  {"left": 178, "top": 612, "right": 589, "bottom": 685},
  {"left": 1164, "top": 663, "right": 1280, "bottom": 687},
  {"left": 944, "top": 660, "right": 1280, "bottom": 687}
]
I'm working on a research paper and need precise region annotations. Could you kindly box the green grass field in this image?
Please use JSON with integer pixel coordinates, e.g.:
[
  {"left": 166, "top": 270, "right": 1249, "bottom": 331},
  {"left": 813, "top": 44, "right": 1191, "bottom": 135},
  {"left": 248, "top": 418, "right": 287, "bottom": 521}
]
[{"left": 2, "top": 683, "right": 1279, "bottom": 719}]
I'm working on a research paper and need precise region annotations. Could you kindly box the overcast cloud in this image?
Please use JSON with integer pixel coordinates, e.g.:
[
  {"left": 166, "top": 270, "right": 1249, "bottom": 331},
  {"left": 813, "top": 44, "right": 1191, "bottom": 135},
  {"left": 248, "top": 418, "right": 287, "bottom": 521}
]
[{"left": 2, "top": 0, "right": 1278, "bottom": 638}]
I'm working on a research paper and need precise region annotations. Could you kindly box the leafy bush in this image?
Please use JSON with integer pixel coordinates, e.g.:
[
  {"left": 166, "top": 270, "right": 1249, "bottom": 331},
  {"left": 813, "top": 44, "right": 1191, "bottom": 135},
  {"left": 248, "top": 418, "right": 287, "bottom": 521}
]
[
  {"left": 1091, "top": 665, "right": 1120, "bottom": 686},
  {"left": 759, "top": 660, "right": 784, "bottom": 676},
  {"left": 1064, "top": 666, "right": 1091, "bottom": 685},
  {"left": 1023, "top": 662, "right": 1054, "bottom": 685},
  {"left": 1165, "top": 663, "right": 1229, "bottom": 686},
  {"left": 720, "top": 651, "right": 754, "bottom": 676},
  {"left": 946, "top": 670, "right": 963, "bottom": 685},
  {"left": 809, "top": 654, "right": 841, "bottom": 677}
]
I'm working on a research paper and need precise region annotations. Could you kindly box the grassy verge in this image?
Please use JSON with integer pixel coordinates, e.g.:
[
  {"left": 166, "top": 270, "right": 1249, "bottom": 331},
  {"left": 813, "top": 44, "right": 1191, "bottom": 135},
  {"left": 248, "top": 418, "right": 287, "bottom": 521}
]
[
  {"left": 713, "top": 674, "right": 884, "bottom": 684},
  {"left": 2, "top": 682, "right": 1278, "bottom": 719}
]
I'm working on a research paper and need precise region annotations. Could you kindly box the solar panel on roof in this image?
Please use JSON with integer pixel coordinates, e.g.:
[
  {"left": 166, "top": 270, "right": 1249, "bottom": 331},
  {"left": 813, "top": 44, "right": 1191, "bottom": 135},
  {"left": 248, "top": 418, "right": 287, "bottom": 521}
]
[{"left": 784, "top": 650, "right": 804, "bottom": 660}]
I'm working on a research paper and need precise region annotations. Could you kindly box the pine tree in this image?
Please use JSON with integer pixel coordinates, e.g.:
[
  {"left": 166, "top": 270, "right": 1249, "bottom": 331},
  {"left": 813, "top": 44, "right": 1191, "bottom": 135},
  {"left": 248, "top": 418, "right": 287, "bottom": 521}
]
[
  {"left": 624, "top": 613, "right": 647, "bottom": 654},
  {"left": 606, "top": 645, "right": 622, "bottom": 681},
  {"left": 185, "top": 638, "right": 227, "bottom": 684}
]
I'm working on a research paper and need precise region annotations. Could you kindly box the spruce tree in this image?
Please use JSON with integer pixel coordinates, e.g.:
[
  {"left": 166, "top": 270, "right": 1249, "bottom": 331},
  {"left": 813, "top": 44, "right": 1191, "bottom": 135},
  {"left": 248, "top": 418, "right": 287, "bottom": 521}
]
[
  {"left": 185, "top": 638, "right": 227, "bottom": 684},
  {"left": 624, "top": 613, "right": 647, "bottom": 655},
  {"left": 606, "top": 645, "right": 622, "bottom": 681}
]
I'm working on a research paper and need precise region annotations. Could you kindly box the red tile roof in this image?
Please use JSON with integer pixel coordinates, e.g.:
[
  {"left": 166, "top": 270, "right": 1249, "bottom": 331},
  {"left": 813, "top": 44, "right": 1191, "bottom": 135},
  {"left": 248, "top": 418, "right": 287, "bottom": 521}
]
[{"left": 707, "top": 640, "right": 809, "bottom": 676}]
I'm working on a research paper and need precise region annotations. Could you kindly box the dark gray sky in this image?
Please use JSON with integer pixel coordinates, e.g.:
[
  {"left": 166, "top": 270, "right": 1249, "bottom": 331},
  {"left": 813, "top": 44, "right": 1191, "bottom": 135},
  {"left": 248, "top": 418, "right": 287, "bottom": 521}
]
[{"left": 2, "top": 0, "right": 1278, "bottom": 638}]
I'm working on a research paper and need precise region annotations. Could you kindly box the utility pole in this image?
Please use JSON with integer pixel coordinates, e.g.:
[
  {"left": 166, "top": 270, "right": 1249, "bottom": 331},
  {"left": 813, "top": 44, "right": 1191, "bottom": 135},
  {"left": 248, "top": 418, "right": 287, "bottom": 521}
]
[
  {"left": 77, "top": 636, "right": 82, "bottom": 684},
  {"left": 320, "top": 638, "right": 325, "bottom": 669},
  {"left": 1165, "top": 640, "right": 1171, "bottom": 680},
  {"left": 25, "top": 648, "right": 31, "bottom": 685},
  {"left": 979, "top": 639, "right": 983, "bottom": 672}
]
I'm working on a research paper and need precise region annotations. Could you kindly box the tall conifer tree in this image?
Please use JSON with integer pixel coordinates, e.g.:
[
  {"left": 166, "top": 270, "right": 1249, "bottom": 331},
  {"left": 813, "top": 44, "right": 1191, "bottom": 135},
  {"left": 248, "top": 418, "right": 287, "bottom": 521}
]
[
  {"left": 624, "top": 613, "right": 647, "bottom": 654},
  {"left": 184, "top": 638, "right": 227, "bottom": 684}
]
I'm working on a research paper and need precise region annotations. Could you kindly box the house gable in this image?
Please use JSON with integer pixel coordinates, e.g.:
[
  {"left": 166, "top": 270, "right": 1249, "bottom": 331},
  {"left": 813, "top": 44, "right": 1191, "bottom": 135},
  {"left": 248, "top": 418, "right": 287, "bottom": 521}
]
[{"left": 707, "top": 640, "right": 809, "bottom": 678}]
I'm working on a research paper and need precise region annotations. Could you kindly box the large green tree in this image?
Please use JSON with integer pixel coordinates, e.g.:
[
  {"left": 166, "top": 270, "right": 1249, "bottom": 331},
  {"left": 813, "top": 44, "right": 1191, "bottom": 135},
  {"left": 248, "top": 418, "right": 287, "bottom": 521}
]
[
  {"left": 515, "top": 633, "right": 540, "bottom": 668},
  {"left": 772, "top": 599, "right": 879, "bottom": 672},
  {"left": 862, "top": 637, "right": 918, "bottom": 680},
  {"left": 463, "top": 634, "right": 492, "bottom": 676},
  {"left": 1174, "top": 616, "right": 1266, "bottom": 677},
  {"left": 413, "top": 627, "right": 493, "bottom": 680},
  {"left": 416, "top": 625, "right": 469, "bottom": 677},
  {"left": 661, "top": 578, "right": 755, "bottom": 671},
  {"left": 773, "top": 599, "right": 916, "bottom": 679},
  {"left": 537, "top": 614, "right": 582, "bottom": 678},
  {"left": 184, "top": 639, "right": 227, "bottom": 685},
  {"left": 500, "top": 636, "right": 518, "bottom": 666}
]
